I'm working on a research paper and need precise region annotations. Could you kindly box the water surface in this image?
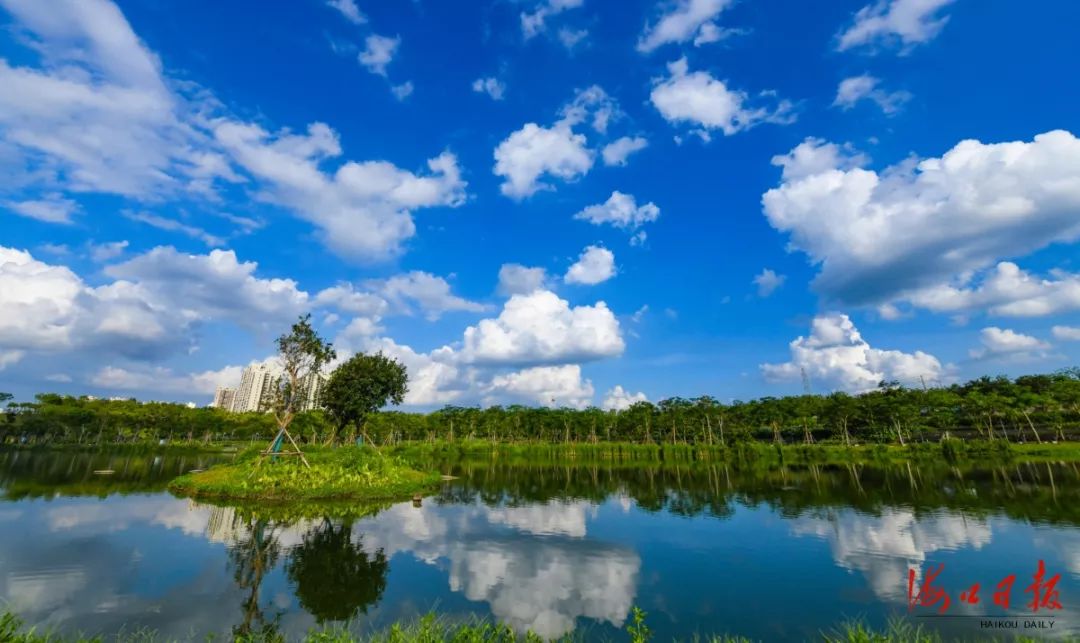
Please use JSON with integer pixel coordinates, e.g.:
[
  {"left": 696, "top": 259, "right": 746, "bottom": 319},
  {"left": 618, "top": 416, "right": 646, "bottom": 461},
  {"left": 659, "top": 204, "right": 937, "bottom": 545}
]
[{"left": 1, "top": 450, "right": 1078, "bottom": 640}]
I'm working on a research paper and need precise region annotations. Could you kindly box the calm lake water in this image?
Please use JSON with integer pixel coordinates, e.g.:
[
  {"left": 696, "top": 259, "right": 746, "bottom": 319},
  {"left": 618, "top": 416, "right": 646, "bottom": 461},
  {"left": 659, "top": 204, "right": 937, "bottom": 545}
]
[{"left": 1, "top": 449, "right": 1078, "bottom": 641}]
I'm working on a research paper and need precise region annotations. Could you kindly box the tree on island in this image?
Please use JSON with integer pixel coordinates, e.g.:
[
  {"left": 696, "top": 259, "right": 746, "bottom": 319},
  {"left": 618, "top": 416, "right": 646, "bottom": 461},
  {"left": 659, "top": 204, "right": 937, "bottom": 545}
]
[
  {"left": 261, "top": 315, "right": 336, "bottom": 467},
  {"left": 322, "top": 352, "right": 408, "bottom": 446}
]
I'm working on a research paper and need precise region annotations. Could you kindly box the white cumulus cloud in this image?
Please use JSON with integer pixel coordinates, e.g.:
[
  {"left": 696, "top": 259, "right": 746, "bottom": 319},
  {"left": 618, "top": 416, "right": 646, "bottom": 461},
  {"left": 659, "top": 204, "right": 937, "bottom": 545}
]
[
  {"left": 498, "top": 264, "right": 549, "bottom": 296},
  {"left": 487, "top": 364, "right": 595, "bottom": 408},
  {"left": 326, "top": 0, "right": 366, "bottom": 24},
  {"left": 836, "top": 0, "right": 956, "bottom": 53},
  {"left": 493, "top": 87, "right": 617, "bottom": 199},
  {"left": 762, "top": 130, "right": 1080, "bottom": 306},
  {"left": 370, "top": 271, "right": 488, "bottom": 320},
  {"left": 521, "top": 0, "right": 584, "bottom": 40},
  {"left": 637, "top": 0, "right": 736, "bottom": 53},
  {"left": 5, "top": 195, "right": 80, "bottom": 224},
  {"left": 564, "top": 245, "right": 616, "bottom": 285},
  {"left": 650, "top": 58, "right": 794, "bottom": 137},
  {"left": 313, "top": 283, "right": 388, "bottom": 317},
  {"left": 761, "top": 313, "right": 948, "bottom": 393},
  {"left": 573, "top": 191, "right": 659, "bottom": 233},
  {"left": 601, "top": 136, "right": 648, "bottom": 167},
  {"left": 103, "top": 246, "right": 310, "bottom": 328},
  {"left": 215, "top": 120, "right": 466, "bottom": 261},
  {"left": 833, "top": 74, "right": 911, "bottom": 115},
  {"left": 602, "top": 385, "right": 648, "bottom": 411},
  {"left": 969, "top": 327, "right": 1051, "bottom": 361},
  {"left": 0, "top": 245, "right": 310, "bottom": 371},
  {"left": 348, "top": 336, "right": 469, "bottom": 406},
  {"left": 905, "top": 262, "right": 1080, "bottom": 318},
  {"left": 331, "top": 288, "right": 626, "bottom": 407},
  {"left": 557, "top": 28, "right": 589, "bottom": 50},
  {"left": 391, "top": 81, "right": 414, "bottom": 101},
  {"left": 123, "top": 211, "right": 224, "bottom": 247},
  {"left": 0, "top": 0, "right": 473, "bottom": 263},
  {"left": 358, "top": 34, "right": 400, "bottom": 76},
  {"left": 0, "top": 2, "right": 223, "bottom": 199},
  {"left": 472, "top": 77, "right": 506, "bottom": 100},
  {"left": 494, "top": 122, "right": 592, "bottom": 199},
  {"left": 0, "top": 350, "right": 25, "bottom": 371},
  {"left": 89, "top": 240, "right": 129, "bottom": 262},
  {"left": 1053, "top": 326, "right": 1080, "bottom": 342},
  {"left": 91, "top": 363, "right": 244, "bottom": 396},
  {"left": 753, "top": 268, "right": 786, "bottom": 297},
  {"left": 461, "top": 289, "right": 624, "bottom": 366}
]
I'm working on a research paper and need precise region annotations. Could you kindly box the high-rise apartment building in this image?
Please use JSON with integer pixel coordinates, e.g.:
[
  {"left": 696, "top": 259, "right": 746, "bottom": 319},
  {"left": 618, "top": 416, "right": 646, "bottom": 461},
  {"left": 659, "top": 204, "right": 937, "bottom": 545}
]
[
  {"left": 230, "top": 364, "right": 277, "bottom": 413},
  {"left": 295, "top": 371, "right": 328, "bottom": 413},
  {"left": 212, "top": 364, "right": 328, "bottom": 413},
  {"left": 211, "top": 387, "right": 235, "bottom": 410}
]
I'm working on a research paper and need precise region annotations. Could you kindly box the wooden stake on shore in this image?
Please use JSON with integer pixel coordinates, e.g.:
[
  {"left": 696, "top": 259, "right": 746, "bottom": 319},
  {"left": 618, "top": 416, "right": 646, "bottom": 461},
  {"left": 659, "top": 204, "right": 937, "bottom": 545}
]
[{"left": 250, "top": 426, "right": 310, "bottom": 477}]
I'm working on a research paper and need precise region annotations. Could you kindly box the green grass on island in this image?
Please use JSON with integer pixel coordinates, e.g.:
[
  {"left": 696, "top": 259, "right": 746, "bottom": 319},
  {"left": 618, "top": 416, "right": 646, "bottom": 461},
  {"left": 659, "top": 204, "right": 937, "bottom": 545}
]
[{"left": 167, "top": 445, "right": 441, "bottom": 502}]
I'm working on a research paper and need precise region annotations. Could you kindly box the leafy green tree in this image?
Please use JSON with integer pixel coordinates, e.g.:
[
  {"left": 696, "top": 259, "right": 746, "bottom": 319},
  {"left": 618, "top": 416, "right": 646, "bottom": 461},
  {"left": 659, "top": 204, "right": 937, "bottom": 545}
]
[
  {"left": 623, "top": 401, "right": 656, "bottom": 443},
  {"left": 322, "top": 352, "right": 407, "bottom": 445},
  {"left": 824, "top": 392, "right": 858, "bottom": 445},
  {"left": 270, "top": 314, "right": 336, "bottom": 441},
  {"left": 658, "top": 397, "right": 693, "bottom": 444}
]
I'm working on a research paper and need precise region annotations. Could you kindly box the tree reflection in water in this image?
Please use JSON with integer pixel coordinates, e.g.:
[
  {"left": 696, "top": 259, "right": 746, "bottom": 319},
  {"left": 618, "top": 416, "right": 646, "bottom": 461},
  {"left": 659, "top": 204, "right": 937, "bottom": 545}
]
[
  {"left": 286, "top": 517, "right": 388, "bottom": 623},
  {"left": 227, "top": 516, "right": 283, "bottom": 640},
  {"left": 204, "top": 458, "right": 1080, "bottom": 640},
  {"left": 218, "top": 502, "right": 391, "bottom": 635},
  {"left": 439, "top": 459, "right": 1080, "bottom": 526}
]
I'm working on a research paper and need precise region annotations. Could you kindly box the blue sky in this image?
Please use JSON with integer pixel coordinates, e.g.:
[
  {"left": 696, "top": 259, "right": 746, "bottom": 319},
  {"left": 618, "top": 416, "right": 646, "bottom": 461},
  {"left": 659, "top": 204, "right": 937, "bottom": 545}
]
[{"left": 1, "top": 0, "right": 1079, "bottom": 408}]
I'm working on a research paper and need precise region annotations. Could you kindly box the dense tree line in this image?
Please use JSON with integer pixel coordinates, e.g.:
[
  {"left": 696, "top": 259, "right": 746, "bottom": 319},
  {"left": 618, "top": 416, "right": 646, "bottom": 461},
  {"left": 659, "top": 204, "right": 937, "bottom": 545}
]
[
  {"left": 367, "top": 370, "right": 1080, "bottom": 445},
  {"left": 3, "top": 369, "right": 1080, "bottom": 446},
  {"left": 2, "top": 394, "right": 282, "bottom": 444}
]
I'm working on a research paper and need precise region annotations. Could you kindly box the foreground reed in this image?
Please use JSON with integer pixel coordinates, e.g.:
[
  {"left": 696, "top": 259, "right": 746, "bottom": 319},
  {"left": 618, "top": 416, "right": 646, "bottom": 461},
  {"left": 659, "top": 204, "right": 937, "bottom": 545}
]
[{"left": 2, "top": 611, "right": 1071, "bottom": 643}]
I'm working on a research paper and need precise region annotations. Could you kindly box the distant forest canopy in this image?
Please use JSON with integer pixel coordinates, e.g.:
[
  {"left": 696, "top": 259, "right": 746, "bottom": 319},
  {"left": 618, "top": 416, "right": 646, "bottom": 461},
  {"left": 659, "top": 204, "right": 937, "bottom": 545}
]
[{"left": 3, "top": 368, "right": 1080, "bottom": 445}]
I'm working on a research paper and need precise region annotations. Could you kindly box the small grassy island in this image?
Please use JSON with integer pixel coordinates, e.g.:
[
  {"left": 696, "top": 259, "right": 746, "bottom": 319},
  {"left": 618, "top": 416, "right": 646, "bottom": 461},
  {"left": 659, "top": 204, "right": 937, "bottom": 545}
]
[
  {"left": 169, "top": 316, "right": 437, "bottom": 502},
  {"left": 168, "top": 445, "right": 440, "bottom": 501}
]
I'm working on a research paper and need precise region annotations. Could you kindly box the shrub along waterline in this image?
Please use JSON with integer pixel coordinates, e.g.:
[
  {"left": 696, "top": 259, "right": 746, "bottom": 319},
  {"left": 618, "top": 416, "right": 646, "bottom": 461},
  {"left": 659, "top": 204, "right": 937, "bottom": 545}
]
[
  {"left": 387, "top": 438, "right": 1080, "bottom": 469},
  {"left": 167, "top": 446, "right": 441, "bottom": 502}
]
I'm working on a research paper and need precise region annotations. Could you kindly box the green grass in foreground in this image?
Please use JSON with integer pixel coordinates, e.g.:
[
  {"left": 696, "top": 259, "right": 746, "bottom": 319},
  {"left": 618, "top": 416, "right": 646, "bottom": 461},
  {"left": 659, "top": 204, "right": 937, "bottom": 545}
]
[
  {"left": 167, "top": 446, "right": 440, "bottom": 502},
  {"left": 2, "top": 611, "right": 1072, "bottom": 643}
]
